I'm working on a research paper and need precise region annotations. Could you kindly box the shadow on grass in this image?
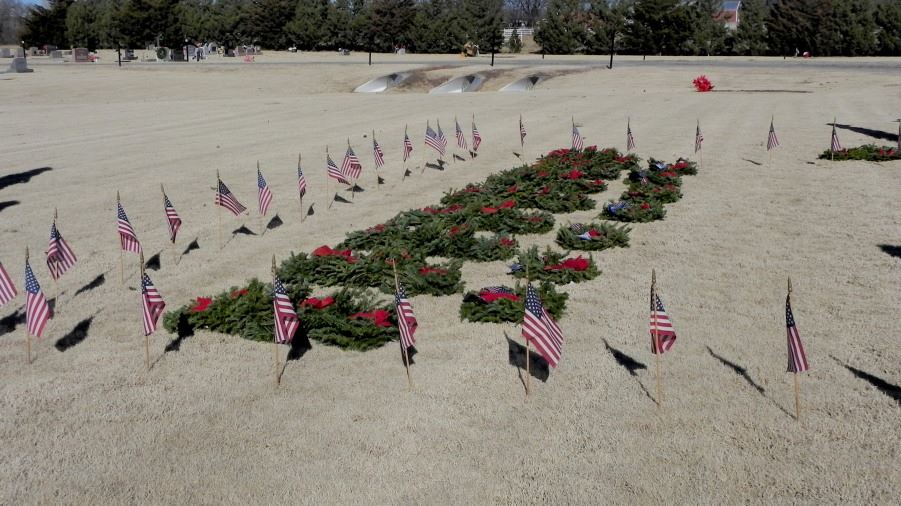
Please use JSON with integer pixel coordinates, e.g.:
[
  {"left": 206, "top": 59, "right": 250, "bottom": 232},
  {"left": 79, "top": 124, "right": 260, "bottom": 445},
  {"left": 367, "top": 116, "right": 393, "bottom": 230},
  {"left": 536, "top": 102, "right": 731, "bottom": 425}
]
[
  {"left": 878, "top": 244, "right": 901, "bottom": 259},
  {"left": 833, "top": 123, "right": 897, "bottom": 142},
  {"left": 832, "top": 355, "right": 901, "bottom": 406},
  {"left": 602, "top": 339, "right": 654, "bottom": 403},
  {"left": 55, "top": 316, "right": 94, "bottom": 351},
  {"left": 0, "top": 167, "right": 53, "bottom": 190}
]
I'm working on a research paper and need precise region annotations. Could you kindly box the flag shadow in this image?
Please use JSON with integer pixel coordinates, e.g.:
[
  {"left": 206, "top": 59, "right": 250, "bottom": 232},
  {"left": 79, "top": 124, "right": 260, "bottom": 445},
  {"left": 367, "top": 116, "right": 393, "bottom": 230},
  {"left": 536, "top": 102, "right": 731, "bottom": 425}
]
[
  {"left": 0, "top": 166, "right": 53, "bottom": 191},
  {"left": 602, "top": 339, "right": 654, "bottom": 404},
  {"left": 74, "top": 273, "right": 105, "bottom": 297},
  {"left": 832, "top": 355, "right": 901, "bottom": 406},
  {"left": 164, "top": 311, "right": 194, "bottom": 353},
  {"left": 424, "top": 162, "right": 445, "bottom": 172},
  {"left": 742, "top": 158, "right": 763, "bottom": 166},
  {"left": 504, "top": 332, "right": 549, "bottom": 384},
  {"left": 0, "top": 306, "right": 25, "bottom": 337},
  {"left": 452, "top": 154, "right": 466, "bottom": 162},
  {"left": 232, "top": 225, "right": 257, "bottom": 236},
  {"left": 401, "top": 345, "right": 417, "bottom": 367},
  {"left": 144, "top": 252, "right": 162, "bottom": 271},
  {"left": 182, "top": 238, "right": 200, "bottom": 257},
  {"left": 878, "top": 244, "right": 901, "bottom": 259},
  {"left": 55, "top": 315, "right": 94, "bottom": 351},
  {"left": 286, "top": 333, "right": 312, "bottom": 361},
  {"left": 707, "top": 346, "right": 794, "bottom": 418},
  {"left": 266, "top": 214, "right": 284, "bottom": 230},
  {"left": 0, "top": 200, "right": 20, "bottom": 214},
  {"left": 832, "top": 123, "right": 897, "bottom": 142}
]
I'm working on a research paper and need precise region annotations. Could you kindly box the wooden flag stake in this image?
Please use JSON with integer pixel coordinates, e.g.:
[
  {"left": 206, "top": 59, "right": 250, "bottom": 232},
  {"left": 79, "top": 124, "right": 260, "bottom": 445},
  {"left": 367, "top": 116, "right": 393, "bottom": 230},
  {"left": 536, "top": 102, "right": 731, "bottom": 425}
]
[
  {"left": 392, "top": 260, "right": 413, "bottom": 389},
  {"left": 402, "top": 125, "right": 408, "bottom": 181},
  {"left": 652, "top": 269, "right": 662, "bottom": 408},
  {"left": 25, "top": 246, "right": 32, "bottom": 365},
  {"left": 373, "top": 130, "right": 380, "bottom": 190},
  {"left": 117, "top": 191, "right": 125, "bottom": 285},
  {"left": 697, "top": 120, "right": 703, "bottom": 170},
  {"left": 788, "top": 276, "right": 801, "bottom": 421},
  {"left": 51, "top": 208, "right": 59, "bottom": 302},
  {"left": 326, "top": 146, "right": 336, "bottom": 210},
  {"left": 524, "top": 263, "right": 531, "bottom": 396},
  {"left": 831, "top": 117, "right": 836, "bottom": 162},
  {"left": 347, "top": 139, "right": 357, "bottom": 201},
  {"left": 140, "top": 251, "right": 150, "bottom": 371},
  {"left": 257, "top": 161, "right": 264, "bottom": 235},
  {"left": 298, "top": 153, "right": 305, "bottom": 221},
  {"left": 272, "top": 255, "right": 280, "bottom": 386},
  {"left": 161, "top": 184, "right": 177, "bottom": 265},
  {"left": 215, "top": 171, "right": 223, "bottom": 249}
]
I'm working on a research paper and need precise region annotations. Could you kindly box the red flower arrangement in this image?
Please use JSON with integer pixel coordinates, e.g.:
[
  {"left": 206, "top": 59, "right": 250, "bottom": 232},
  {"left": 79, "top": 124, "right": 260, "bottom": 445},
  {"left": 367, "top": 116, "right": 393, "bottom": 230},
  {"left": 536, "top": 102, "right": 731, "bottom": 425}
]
[
  {"left": 190, "top": 297, "right": 212, "bottom": 313},
  {"left": 692, "top": 75, "right": 714, "bottom": 92},
  {"left": 419, "top": 266, "right": 448, "bottom": 276},
  {"left": 349, "top": 310, "right": 392, "bottom": 327},
  {"left": 659, "top": 171, "right": 678, "bottom": 178},
  {"left": 640, "top": 202, "right": 651, "bottom": 210},
  {"left": 593, "top": 179, "right": 605, "bottom": 186},
  {"left": 481, "top": 206, "right": 499, "bottom": 215},
  {"left": 230, "top": 288, "right": 248, "bottom": 299},
  {"left": 478, "top": 290, "right": 520, "bottom": 303},
  {"left": 499, "top": 238, "right": 516, "bottom": 247},
  {"left": 527, "top": 216, "right": 544, "bottom": 223},
  {"left": 301, "top": 296, "right": 335, "bottom": 309},
  {"left": 538, "top": 186, "right": 551, "bottom": 195},
  {"left": 312, "top": 245, "right": 356, "bottom": 263},
  {"left": 506, "top": 185, "right": 518, "bottom": 194},
  {"left": 448, "top": 225, "right": 467, "bottom": 237},
  {"left": 562, "top": 169, "right": 585, "bottom": 180},
  {"left": 366, "top": 224, "right": 386, "bottom": 233},
  {"left": 537, "top": 171, "right": 550, "bottom": 178},
  {"left": 544, "top": 257, "right": 590, "bottom": 272}
]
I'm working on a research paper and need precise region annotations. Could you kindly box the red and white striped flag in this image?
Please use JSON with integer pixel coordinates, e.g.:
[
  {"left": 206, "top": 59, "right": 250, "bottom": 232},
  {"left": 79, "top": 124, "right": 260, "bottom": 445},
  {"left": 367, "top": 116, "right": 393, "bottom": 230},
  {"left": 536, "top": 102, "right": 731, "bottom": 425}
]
[
  {"left": 455, "top": 117, "right": 467, "bottom": 150},
  {"left": 117, "top": 200, "right": 142, "bottom": 254},
  {"left": 395, "top": 282, "right": 417, "bottom": 350},
  {"left": 786, "top": 294, "right": 809, "bottom": 373},
  {"left": 297, "top": 164, "right": 307, "bottom": 199},
  {"left": 472, "top": 116, "right": 482, "bottom": 152},
  {"left": 403, "top": 126, "right": 414, "bottom": 162},
  {"left": 46, "top": 221, "right": 77, "bottom": 280},
  {"left": 342, "top": 144, "right": 363, "bottom": 181},
  {"left": 767, "top": 119, "right": 780, "bottom": 151},
  {"left": 373, "top": 136, "right": 385, "bottom": 169},
  {"left": 257, "top": 167, "right": 273, "bottom": 216},
  {"left": 519, "top": 115, "right": 526, "bottom": 146},
  {"left": 25, "top": 257, "right": 51, "bottom": 338},
  {"left": 650, "top": 291, "right": 677, "bottom": 354},
  {"left": 273, "top": 275, "right": 299, "bottom": 344},
  {"left": 163, "top": 193, "right": 182, "bottom": 243},
  {"left": 327, "top": 152, "right": 349, "bottom": 184},
  {"left": 425, "top": 122, "right": 445, "bottom": 156},
  {"left": 830, "top": 122, "right": 843, "bottom": 152},
  {"left": 695, "top": 121, "right": 704, "bottom": 153},
  {"left": 216, "top": 178, "right": 247, "bottom": 216},
  {"left": 522, "top": 283, "right": 564, "bottom": 368},
  {"left": 0, "top": 261, "right": 17, "bottom": 306},
  {"left": 626, "top": 119, "right": 636, "bottom": 151},
  {"left": 571, "top": 121, "right": 584, "bottom": 151},
  {"left": 141, "top": 272, "right": 165, "bottom": 336}
]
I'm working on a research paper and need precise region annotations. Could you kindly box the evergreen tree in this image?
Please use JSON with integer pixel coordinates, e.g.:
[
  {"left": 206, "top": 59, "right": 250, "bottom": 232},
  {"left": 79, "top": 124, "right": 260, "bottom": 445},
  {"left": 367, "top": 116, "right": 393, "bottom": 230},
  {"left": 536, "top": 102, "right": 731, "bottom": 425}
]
[
  {"left": 876, "top": 0, "right": 901, "bottom": 55},
  {"left": 688, "top": 0, "right": 727, "bottom": 55},
  {"left": 66, "top": 0, "right": 101, "bottom": 49},
  {"left": 22, "top": 0, "right": 72, "bottom": 48},
  {"left": 411, "top": 0, "right": 465, "bottom": 53},
  {"left": 244, "top": 0, "right": 296, "bottom": 49},
  {"left": 534, "top": 0, "right": 583, "bottom": 54},
  {"left": 731, "top": 0, "right": 767, "bottom": 55},
  {"left": 463, "top": 0, "right": 504, "bottom": 53},
  {"left": 368, "top": 0, "right": 416, "bottom": 52},
  {"left": 506, "top": 27, "right": 522, "bottom": 53},
  {"left": 285, "top": 0, "right": 328, "bottom": 50}
]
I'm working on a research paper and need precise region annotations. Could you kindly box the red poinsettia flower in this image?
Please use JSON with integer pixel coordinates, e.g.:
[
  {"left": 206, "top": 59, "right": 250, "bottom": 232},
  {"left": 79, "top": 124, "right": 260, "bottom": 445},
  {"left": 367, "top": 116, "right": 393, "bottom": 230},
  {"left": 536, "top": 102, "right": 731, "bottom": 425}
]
[
  {"left": 190, "top": 297, "right": 213, "bottom": 313},
  {"left": 499, "top": 238, "right": 516, "bottom": 247},
  {"left": 481, "top": 206, "right": 498, "bottom": 214},
  {"left": 301, "top": 296, "right": 335, "bottom": 309},
  {"left": 673, "top": 161, "right": 689, "bottom": 169},
  {"left": 693, "top": 75, "right": 714, "bottom": 92},
  {"left": 506, "top": 185, "right": 518, "bottom": 194},
  {"left": 641, "top": 202, "right": 652, "bottom": 210},
  {"left": 588, "top": 229, "right": 602, "bottom": 238},
  {"left": 562, "top": 257, "right": 590, "bottom": 271},
  {"left": 312, "top": 245, "right": 336, "bottom": 257},
  {"left": 446, "top": 204, "right": 464, "bottom": 213},
  {"left": 419, "top": 266, "right": 448, "bottom": 276},
  {"left": 593, "top": 179, "right": 605, "bottom": 186},
  {"left": 586, "top": 145, "right": 597, "bottom": 152},
  {"left": 660, "top": 171, "right": 678, "bottom": 178},
  {"left": 537, "top": 171, "right": 550, "bottom": 178},
  {"left": 230, "top": 288, "right": 248, "bottom": 299},
  {"left": 498, "top": 199, "right": 516, "bottom": 209},
  {"left": 629, "top": 191, "right": 642, "bottom": 197},
  {"left": 349, "top": 310, "right": 392, "bottom": 327},
  {"left": 562, "top": 169, "right": 585, "bottom": 180},
  {"left": 479, "top": 291, "right": 520, "bottom": 303},
  {"left": 538, "top": 185, "right": 551, "bottom": 195},
  {"left": 527, "top": 216, "right": 544, "bottom": 223},
  {"left": 367, "top": 224, "right": 386, "bottom": 233},
  {"left": 464, "top": 186, "right": 482, "bottom": 193},
  {"left": 448, "top": 225, "right": 465, "bottom": 236}
]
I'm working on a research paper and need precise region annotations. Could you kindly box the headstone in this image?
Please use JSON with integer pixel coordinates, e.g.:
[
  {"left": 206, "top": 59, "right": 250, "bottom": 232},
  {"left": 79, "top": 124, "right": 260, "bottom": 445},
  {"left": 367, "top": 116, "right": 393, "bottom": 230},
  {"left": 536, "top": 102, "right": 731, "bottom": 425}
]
[
  {"left": 45, "top": 45, "right": 58, "bottom": 53},
  {"left": 0, "top": 48, "right": 11, "bottom": 58},
  {"left": 50, "top": 50, "right": 63, "bottom": 59},
  {"left": 29, "top": 47, "right": 38, "bottom": 56},
  {"left": 4, "top": 57, "right": 33, "bottom": 74},
  {"left": 14, "top": 47, "right": 24, "bottom": 58},
  {"left": 73, "top": 47, "right": 90, "bottom": 62}
]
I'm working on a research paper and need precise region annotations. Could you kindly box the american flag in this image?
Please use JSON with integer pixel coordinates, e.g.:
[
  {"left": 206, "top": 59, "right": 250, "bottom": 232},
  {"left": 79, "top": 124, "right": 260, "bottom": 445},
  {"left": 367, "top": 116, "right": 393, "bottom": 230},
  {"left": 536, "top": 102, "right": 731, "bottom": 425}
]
[
  {"left": 216, "top": 178, "right": 247, "bottom": 216},
  {"left": 436, "top": 121, "right": 448, "bottom": 152},
  {"left": 767, "top": 119, "right": 780, "bottom": 151},
  {"left": 25, "top": 258, "right": 51, "bottom": 338},
  {"left": 46, "top": 222, "right": 77, "bottom": 280},
  {"left": 425, "top": 123, "right": 446, "bottom": 156},
  {"left": 117, "top": 201, "right": 142, "bottom": 253},
  {"left": 297, "top": 165, "right": 307, "bottom": 199},
  {"left": 483, "top": 286, "right": 514, "bottom": 294},
  {"left": 373, "top": 137, "right": 385, "bottom": 169},
  {"left": 141, "top": 272, "right": 165, "bottom": 336},
  {"left": 897, "top": 121, "right": 900, "bottom": 152},
  {"left": 395, "top": 282, "right": 417, "bottom": 350},
  {"left": 163, "top": 193, "right": 182, "bottom": 243},
  {"left": 257, "top": 167, "right": 273, "bottom": 216},
  {"left": 519, "top": 115, "right": 526, "bottom": 146},
  {"left": 273, "top": 276, "right": 299, "bottom": 344},
  {"left": 786, "top": 295, "right": 810, "bottom": 373},
  {"left": 327, "top": 152, "right": 349, "bottom": 184},
  {"left": 695, "top": 121, "right": 704, "bottom": 153},
  {"left": 455, "top": 117, "right": 467, "bottom": 150},
  {"left": 627, "top": 121, "right": 636, "bottom": 151},
  {"left": 403, "top": 127, "right": 414, "bottom": 162},
  {"left": 0, "top": 262, "right": 17, "bottom": 306},
  {"left": 472, "top": 117, "right": 482, "bottom": 152},
  {"left": 830, "top": 122, "right": 843, "bottom": 152},
  {"left": 342, "top": 144, "right": 363, "bottom": 181},
  {"left": 649, "top": 291, "right": 677, "bottom": 354},
  {"left": 522, "top": 283, "right": 563, "bottom": 368},
  {"left": 572, "top": 122, "right": 584, "bottom": 151}
]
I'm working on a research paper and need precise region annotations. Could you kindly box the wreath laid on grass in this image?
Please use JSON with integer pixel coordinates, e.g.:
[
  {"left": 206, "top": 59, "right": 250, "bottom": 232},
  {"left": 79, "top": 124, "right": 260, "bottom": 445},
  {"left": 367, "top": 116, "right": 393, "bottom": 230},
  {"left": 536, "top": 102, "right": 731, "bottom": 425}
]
[
  {"left": 601, "top": 199, "right": 667, "bottom": 222},
  {"left": 508, "top": 246, "right": 600, "bottom": 284},
  {"left": 621, "top": 181, "right": 683, "bottom": 204},
  {"left": 818, "top": 145, "right": 901, "bottom": 161},
  {"left": 556, "top": 222, "right": 631, "bottom": 251},
  {"left": 459, "top": 281, "right": 568, "bottom": 324}
]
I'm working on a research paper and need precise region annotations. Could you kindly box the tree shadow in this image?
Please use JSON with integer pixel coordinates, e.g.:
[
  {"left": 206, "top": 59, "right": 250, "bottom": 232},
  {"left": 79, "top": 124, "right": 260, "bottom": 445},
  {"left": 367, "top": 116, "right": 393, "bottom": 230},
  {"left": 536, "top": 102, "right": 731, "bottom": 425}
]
[
  {"left": 182, "top": 238, "right": 200, "bottom": 256},
  {"left": 266, "top": 214, "right": 283, "bottom": 230},
  {"left": 0, "top": 307, "right": 25, "bottom": 337},
  {"left": 602, "top": 339, "right": 654, "bottom": 403},
  {"left": 54, "top": 316, "right": 93, "bottom": 351},
  {"left": 0, "top": 167, "right": 53, "bottom": 190},
  {"left": 232, "top": 225, "right": 257, "bottom": 236},
  {"left": 833, "top": 123, "right": 897, "bottom": 142},
  {"left": 504, "top": 332, "right": 549, "bottom": 384},
  {"left": 878, "top": 244, "right": 901, "bottom": 259},
  {"left": 706, "top": 346, "right": 765, "bottom": 395},
  {"left": 164, "top": 311, "right": 194, "bottom": 352},
  {"left": 832, "top": 355, "right": 901, "bottom": 406},
  {"left": 0, "top": 200, "right": 20, "bottom": 213},
  {"left": 74, "top": 273, "right": 105, "bottom": 296},
  {"left": 143, "top": 253, "right": 161, "bottom": 271}
]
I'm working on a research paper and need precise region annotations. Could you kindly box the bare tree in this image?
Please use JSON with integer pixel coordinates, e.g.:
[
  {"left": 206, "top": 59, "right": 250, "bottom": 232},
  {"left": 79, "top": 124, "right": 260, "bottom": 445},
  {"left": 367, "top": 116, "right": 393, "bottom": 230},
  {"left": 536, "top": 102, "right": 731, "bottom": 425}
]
[
  {"left": 0, "top": 0, "right": 28, "bottom": 44},
  {"left": 505, "top": 0, "right": 545, "bottom": 27}
]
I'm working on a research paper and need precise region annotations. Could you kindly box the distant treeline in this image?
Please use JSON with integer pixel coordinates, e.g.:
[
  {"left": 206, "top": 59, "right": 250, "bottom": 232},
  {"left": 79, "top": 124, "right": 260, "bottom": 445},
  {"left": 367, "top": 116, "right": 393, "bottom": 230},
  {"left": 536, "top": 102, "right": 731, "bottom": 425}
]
[{"left": 6, "top": 0, "right": 901, "bottom": 57}]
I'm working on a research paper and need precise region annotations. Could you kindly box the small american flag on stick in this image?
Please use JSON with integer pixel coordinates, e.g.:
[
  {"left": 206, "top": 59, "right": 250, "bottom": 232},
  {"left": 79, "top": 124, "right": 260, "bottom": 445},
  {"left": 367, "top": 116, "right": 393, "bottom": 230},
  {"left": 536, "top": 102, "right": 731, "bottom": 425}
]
[
  {"left": 695, "top": 121, "right": 704, "bottom": 153},
  {"left": 373, "top": 133, "right": 385, "bottom": 169},
  {"left": 519, "top": 115, "right": 526, "bottom": 147},
  {"left": 571, "top": 119, "right": 584, "bottom": 151},
  {"left": 215, "top": 177, "right": 247, "bottom": 216},
  {"left": 117, "top": 197, "right": 142, "bottom": 254},
  {"left": 455, "top": 117, "right": 467, "bottom": 150},
  {"left": 425, "top": 122, "right": 446, "bottom": 156},
  {"left": 257, "top": 165, "right": 273, "bottom": 216},
  {"left": 0, "top": 261, "right": 17, "bottom": 306},
  {"left": 626, "top": 119, "right": 636, "bottom": 151},
  {"left": 786, "top": 283, "right": 809, "bottom": 373},
  {"left": 342, "top": 142, "right": 363, "bottom": 181},
  {"left": 141, "top": 272, "right": 165, "bottom": 336},
  {"left": 649, "top": 287, "right": 677, "bottom": 354},
  {"left": 327, "top": 150, "right": 349, "bottom": 184},
  {"left": 395, "top": 282, "right": 418, "bottom": 350},
  {"left": 472, "top": 115, "right": 482, "bottom": 152},
  {"left": 161, "top": 187, "right": 182, "bottom": 243},
  {"left": 297, "top": 155, "right": 308, "bottom": 199},
  {"left": 522, "top": 283, "right": 564, "bottom": 368},
  {"left": 272, "top": 271, "right": 299, "bottom": 344},
  {"left": 830, "top": 120, "right": 843, "bottom": 153},
  {"left": 403, "top": 125, "right": 414, "bottom": 162},
  {"left": 46, "top": 220, "right": 77, "bottom": 280},
  {"left": 767, "top": 118, "right": 780, "bottom": 151},
  {"left": 25, "top": 253, "right": 52, "bottom": 338}
]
